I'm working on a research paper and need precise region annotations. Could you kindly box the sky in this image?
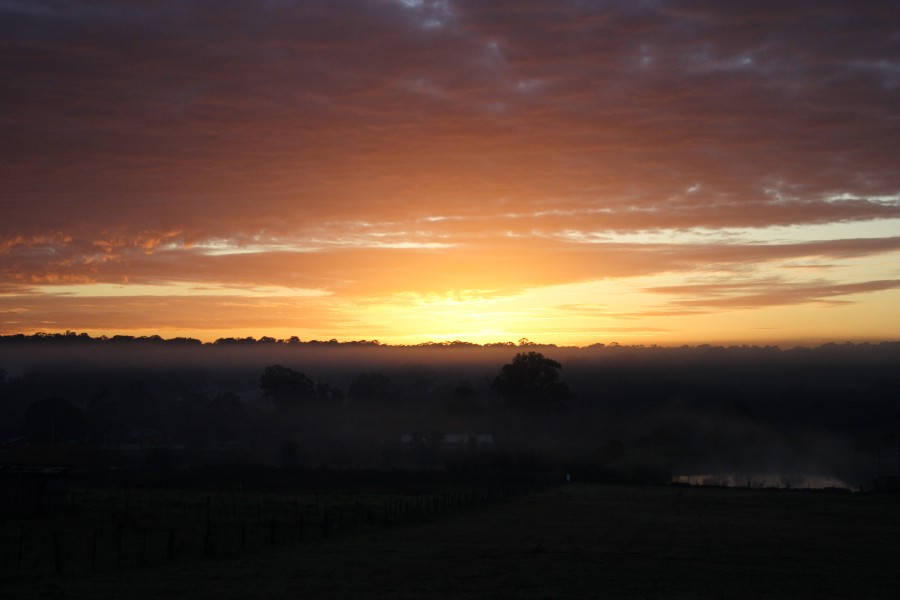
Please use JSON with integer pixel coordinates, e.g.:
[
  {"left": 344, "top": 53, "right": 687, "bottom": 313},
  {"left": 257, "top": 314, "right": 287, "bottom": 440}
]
[{"left": 1, "top": 0, "right": 899, "bottom": 346}]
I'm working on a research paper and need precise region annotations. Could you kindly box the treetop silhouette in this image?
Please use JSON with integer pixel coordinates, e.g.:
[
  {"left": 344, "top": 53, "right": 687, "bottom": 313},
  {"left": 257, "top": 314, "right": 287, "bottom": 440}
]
[{"left": 492, "top": 351, "right": 572, "bottom": 411}]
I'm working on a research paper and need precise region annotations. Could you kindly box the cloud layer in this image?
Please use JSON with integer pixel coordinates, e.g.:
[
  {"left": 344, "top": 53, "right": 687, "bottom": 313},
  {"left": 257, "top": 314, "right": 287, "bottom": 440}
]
[{"left": 2, "top": 1, "right": 898, "bottom": 344}]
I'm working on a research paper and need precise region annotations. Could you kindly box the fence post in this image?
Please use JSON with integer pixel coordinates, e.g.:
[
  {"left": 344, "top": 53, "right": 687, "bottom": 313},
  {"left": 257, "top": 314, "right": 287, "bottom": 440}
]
[
  {"left": 16, "top": 525, "right": 25, "bottom": 577},
  {"left": 204, "top": 525, "right": 213, "bottom": 558},
  {"left": 270, "top": 513, "right": 277, "bottom": 546},
  {"left": 53, "top": 532, "right": 63, "bottom": 576},
  {"left": 91, "top": 529, "right": 98, "bottom": 572},
  {"left": 167, "top": 529, "right": 175, "bottom": 562},
  {"left": 298, "top": 514, "right": 304, "bottom": 542},
  {"left": 116, "top": 521, "right": 124, "bottom": 568}
]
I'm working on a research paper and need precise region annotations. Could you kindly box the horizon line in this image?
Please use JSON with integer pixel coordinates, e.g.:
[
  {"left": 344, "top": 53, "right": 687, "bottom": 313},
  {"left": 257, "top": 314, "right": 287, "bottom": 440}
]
[{"left": 2, "top": 331, "right": 898, "bottom": 351}]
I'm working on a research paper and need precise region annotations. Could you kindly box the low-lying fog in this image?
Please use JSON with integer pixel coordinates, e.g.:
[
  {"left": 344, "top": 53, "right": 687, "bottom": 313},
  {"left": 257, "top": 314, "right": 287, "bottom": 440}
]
[{"left": 2, "top": 336, "right": 898, "bottom": 489}]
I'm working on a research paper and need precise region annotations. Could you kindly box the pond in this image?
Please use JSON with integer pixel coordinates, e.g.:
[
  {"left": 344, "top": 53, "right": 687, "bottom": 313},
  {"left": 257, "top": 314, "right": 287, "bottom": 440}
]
[{"left": 672, "top": 472, "right": 852, "bottom": 490}]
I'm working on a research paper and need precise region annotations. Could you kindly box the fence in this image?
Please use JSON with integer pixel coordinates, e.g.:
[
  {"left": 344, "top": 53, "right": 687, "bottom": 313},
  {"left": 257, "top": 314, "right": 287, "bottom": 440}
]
[{"left": 1, "top": 479, "right": 544, "bottom": 580}]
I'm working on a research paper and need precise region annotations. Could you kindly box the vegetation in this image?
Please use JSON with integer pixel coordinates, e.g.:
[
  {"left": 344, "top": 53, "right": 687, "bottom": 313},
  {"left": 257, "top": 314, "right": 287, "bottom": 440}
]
[
  {"left": 4, "top": 482, "right": 899, "bottom": 599},
  {"left": 492, "top": 351, "right": 573, "bottom": 411},
  {"left": 260, "top": 364, "right": 316, "bottom": 410},
  {"left": 2, "top": 335, "right": 899, "bottom": 486}
]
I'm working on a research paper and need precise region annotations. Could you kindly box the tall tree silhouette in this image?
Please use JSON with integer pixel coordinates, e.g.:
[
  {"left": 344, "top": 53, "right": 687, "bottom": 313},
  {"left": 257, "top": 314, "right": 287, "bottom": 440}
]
[
  {"left": 493, "top": 352, "right": 572, "bottom": 411},
  {"left": 260, "top": 365, "right": 315, "bottom": 410}
]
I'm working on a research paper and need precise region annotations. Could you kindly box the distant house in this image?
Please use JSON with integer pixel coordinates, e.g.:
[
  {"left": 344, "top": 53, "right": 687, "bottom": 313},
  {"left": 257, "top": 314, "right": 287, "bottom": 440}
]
[
  {"left": 0, "top": 465, "right": 70, "bottom": 514},
  {"left": 398, "top": 433, "right": 495, "bottom": 451},
  {"left": 122, "top": 428, "right": 165, "bottom": 449},
  {"left": 441, "top": 434, "right": 495, "bottom": 449}
]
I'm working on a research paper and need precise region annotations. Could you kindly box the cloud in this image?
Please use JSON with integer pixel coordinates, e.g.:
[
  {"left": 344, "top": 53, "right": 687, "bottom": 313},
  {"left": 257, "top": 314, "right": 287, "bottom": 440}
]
[
  {"left": 3, "top": 0, "right": 897, "bottom": 233},
  {"left": 643, "top": 278, "right": 900, "bottom": 310},
  {"left": 0, "top": 293, "right": 355, "bottom": 336},
  {"left": 2, "top": 224, "right": 899, "bottom": 298}
]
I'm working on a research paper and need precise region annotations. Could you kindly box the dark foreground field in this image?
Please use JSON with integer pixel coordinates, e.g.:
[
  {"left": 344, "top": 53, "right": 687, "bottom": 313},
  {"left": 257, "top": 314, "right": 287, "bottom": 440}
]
[{"left": 7, "top": 483, "right": 900, "bottom": 599}]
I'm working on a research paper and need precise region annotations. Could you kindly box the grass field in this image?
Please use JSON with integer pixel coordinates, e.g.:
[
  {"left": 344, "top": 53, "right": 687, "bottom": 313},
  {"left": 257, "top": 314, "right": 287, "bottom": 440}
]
[
  {"left": 1, "top": 473, "right": 524, "bottom": 580},
  {"left": 5, "top": 483, "right": 900, "bottom": 599}
]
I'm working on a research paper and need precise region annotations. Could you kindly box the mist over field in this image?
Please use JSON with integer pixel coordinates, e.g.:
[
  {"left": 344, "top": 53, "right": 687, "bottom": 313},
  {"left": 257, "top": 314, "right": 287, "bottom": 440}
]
[{"left": 2, "top": 335, "right": 898, "bottom": 489}]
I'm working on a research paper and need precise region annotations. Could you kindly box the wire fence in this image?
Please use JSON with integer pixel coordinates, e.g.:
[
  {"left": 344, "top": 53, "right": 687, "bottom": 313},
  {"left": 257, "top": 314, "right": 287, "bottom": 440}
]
[{"left": 1, "top": 478, "right": 545, "bottom": 580}]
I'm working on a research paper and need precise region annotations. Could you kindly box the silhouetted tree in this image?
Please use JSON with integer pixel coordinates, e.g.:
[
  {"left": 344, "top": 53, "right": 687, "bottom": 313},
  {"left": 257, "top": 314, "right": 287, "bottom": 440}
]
[
  {"left": 446, "top": 383, "right": 484, "bottom": 417},
  {"left": 315, "top": 381, "right": 345, "bottom": 405},
  {"left": 24, "top": 397, "right": 84, "bottom": 444},
  {"left": 348, "top": 372, "right": 391, "bottom": 405},
  {"left": 121, "top": 380, "right": 161, "bottom": 437},
  {"left": 492, "top": 352, "right": 572, "bottom": 411},
  {"left": 85, "top": 387, "right": 117, "bottom": 444},
  {"left": 260, "top": 365, "right": 315, "bottom": 410}
]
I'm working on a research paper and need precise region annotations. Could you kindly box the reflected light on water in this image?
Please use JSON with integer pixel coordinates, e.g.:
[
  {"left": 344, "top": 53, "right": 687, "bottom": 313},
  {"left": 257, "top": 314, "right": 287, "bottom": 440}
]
[{"left": 672, "top": 473, "right": 852, "bottom": 490}]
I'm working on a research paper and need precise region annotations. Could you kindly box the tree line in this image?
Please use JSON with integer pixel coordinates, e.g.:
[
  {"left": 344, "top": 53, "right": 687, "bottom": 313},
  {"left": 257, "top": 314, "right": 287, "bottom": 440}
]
[{"left": 0, "top": 332, "right": 554, "bottom": 348}]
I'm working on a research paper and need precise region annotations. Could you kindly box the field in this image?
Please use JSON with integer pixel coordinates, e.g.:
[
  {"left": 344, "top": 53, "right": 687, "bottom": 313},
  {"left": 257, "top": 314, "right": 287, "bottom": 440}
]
[
  {"left": 1, "top": 469, "right": 535, "bottom": 579},
  {"left": 4, "top": 480, "right": 900, "bottom": 599}
]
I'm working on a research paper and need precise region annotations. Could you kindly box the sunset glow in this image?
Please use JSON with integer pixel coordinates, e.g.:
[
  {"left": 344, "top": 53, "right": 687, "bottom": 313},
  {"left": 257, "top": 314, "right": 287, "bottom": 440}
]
[{"left": 2, "top": 1, "right": 898, "bottom": 345}]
